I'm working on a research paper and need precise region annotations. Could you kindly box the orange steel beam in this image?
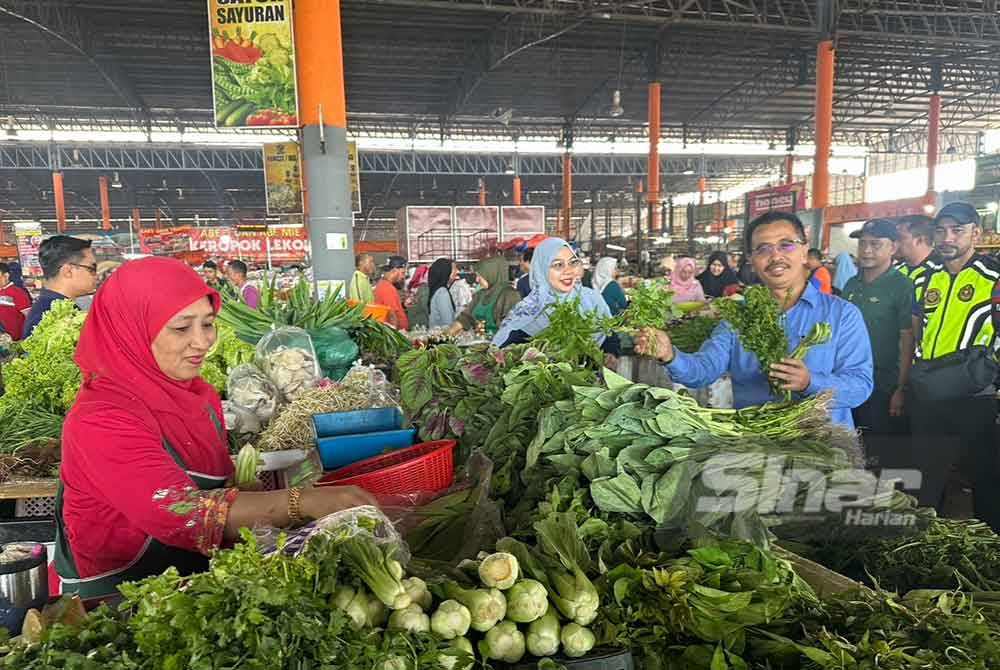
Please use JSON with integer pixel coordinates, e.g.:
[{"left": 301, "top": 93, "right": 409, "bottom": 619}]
[
  {"left": 294, "top": 0, "right": 346, "bottom": 128},
  {"left": 155, "top": 208, "right": 162, "bottom": 231},
  {"left": 512, "top": 176, "right": 521, "bottom": 206},
  {"left": 561, "top": 152, "right": 572, "bottom": 238},
  {"left": 478, "top": 178, "right": 487, "bottom": 206},
  {"left": 698, "top": 176, "right": 706, "bottom": 206},
  {"left": 131, "top": 207, "right": 141, "bottom": 232},
  {"left": 784, "top": 153, "right": 795, "bottom": 185},
  {"left": 99, "top": 176, "right": 111, "bottom": 231},
  {"left": 52, "top": 172, "right": 66, "bottom": 233},
  {"left": 927, "top": 93, "right": 941, "bottom": 194},
  {"left": 814, "top": 39, "right": 835, "bottom": 247},
  {"left": 647, "top": 82, "right": 661, "bottom": 231}
]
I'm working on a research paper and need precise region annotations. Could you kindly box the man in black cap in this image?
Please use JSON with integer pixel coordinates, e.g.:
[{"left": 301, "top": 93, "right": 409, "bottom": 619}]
[
  {"left": 909, "top": 201, "right": 1000, "bottom": 525},
  {"left": 842, "top": 219, "right": 915, "bottom": 435},
  {"left": 373, "top": 255, "right": 409, "bottom": 329}
]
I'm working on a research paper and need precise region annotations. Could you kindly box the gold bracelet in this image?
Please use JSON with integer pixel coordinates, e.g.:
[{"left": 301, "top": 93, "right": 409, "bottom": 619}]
[{"left": 287, "top": 487, "right": 304, "bottom": 527}]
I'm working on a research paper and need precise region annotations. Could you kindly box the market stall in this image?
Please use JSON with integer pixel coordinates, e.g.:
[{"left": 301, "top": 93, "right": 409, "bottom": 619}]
[{"left": 3, "top": 274, "right": 1000, "bottom": 670}]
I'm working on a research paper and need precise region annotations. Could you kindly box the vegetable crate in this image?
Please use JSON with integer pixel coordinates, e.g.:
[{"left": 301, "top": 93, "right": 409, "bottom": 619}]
[{"left": 316, "top": 440, "right": 455, "bottom": 496}]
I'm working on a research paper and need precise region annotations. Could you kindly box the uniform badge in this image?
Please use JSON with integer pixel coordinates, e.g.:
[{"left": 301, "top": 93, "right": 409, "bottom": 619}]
[
  {"left": 925, "top": 288, "right": 941, "bottom": 307},
  {"left": 958, "top": 284, "right": 975, "bottom": 302}
]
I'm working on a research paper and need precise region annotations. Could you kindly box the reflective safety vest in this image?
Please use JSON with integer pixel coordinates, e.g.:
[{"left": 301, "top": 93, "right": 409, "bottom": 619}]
[
  {"left": 899, "top": 256, "right": 944, "bottom": 304},
  {"left": 918, "top": 255, "right": 1000, "bottom": 360}
]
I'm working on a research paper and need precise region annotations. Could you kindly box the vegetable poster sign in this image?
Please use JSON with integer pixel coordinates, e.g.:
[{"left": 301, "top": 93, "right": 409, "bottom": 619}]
[
  {"left": 14, "top": 222, "right": 43, "bottom": 277},
  {"left": 263, "top": 142, "right": 303, "bottom": 215},
  {"left": 208, "top": 0, "right": 299, "bottom": 128}
]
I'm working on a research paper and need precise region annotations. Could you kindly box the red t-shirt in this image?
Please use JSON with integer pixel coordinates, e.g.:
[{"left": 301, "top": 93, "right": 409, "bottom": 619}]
[
  {"left": 373, "top": 278, "right": 408, "bottom": 330},
  {"left": 0, "top": 283, "right": 32, "bottom": 340}
]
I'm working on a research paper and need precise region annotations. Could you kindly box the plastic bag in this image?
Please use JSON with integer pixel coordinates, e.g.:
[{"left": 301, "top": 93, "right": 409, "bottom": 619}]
[
  {"left": 257, "top": 327, "right": 321, "bottom": 401},
  {"left": 221, "top": 400, "right": 264, "bottom": 438},
  {"left": 262, "top": 505, "right": 409, "bottom": 563},
  {"left": 227, "top": 364, "right": 280, "bottom": 424},
  {"left": 338, "top": 363, "right": 401, "bottom": 411},
  {"left": 310, "top": 326, "right": 359, "bottom": 381}
]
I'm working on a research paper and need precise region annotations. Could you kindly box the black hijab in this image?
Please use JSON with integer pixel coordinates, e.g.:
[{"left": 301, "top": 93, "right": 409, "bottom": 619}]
[
  {"left": 697, "top": 251, "right": 740, "bottom": 298},
  {"left": 427, "top": 258, "right": 456, "bottom": 311}
]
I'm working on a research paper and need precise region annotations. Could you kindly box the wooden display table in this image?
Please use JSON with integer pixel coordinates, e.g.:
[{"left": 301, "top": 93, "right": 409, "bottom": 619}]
[{"left": 0, "top": 478, "right": 58, "bottom": 500}]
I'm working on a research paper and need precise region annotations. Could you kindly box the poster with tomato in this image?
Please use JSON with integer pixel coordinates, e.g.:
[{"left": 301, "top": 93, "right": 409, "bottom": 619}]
[{"left": 208, "top": 0, "right": 299, "bottom": 128}]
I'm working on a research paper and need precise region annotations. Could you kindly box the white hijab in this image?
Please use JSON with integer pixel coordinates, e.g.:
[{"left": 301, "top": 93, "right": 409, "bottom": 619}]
[{"left": 592, "top": 257, "right": 618, "bottom": 294}]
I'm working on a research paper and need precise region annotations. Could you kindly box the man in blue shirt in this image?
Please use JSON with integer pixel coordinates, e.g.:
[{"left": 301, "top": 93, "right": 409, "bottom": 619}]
[
  {"left": 636, "top": 211, "right": 874, "bottom": 428},
  {"left": 22, "top": 235, "right": 97, "bottom": 339}
]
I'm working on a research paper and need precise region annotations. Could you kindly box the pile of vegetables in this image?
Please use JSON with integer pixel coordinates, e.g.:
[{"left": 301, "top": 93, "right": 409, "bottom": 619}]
[
  {"left": 667, "top": 315, "right": 721, "bottom": 353},
  {"left": 0, "top": 300, "right": 85, "bottom": 479},
  {"left": 619, "top": 279, "right": 683, "bottom": 333},
  {"left": 523, "top": 369, "right": 859, "bottom": 546},
  {"left": 532, "top": 297, "right": 619, "bottom": 367},
  {"left": 716, "top": 286, "right": 831, "bottom": 400},
  {"left": 216, "top": 275, "right": 409, "bottom": 366}
]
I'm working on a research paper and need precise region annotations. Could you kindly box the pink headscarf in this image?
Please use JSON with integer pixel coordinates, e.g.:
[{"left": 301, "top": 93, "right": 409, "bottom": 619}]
[{"left": 669, "top": 257, "right": 706, "bottom": 303}]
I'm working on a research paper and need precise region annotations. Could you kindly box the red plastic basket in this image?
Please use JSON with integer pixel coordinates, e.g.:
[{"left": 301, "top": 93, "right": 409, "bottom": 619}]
[{"left": 316, "top": 440, "right": 456, "bottom": 496}]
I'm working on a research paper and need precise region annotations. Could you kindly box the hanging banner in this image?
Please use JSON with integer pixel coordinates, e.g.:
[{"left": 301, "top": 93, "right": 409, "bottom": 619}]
[
  {"left": 188, "top": 225, "right": 309, "bottom": 264},
  {"left": 747, "top": 182, "right": 807, "bottom": 219},
  {"left": 208, "top": 0, "right": 299, "bottom": 128},
  {"left": 347, "top": 141, "right": 362, "bottom": 213},
  {"left": 14, "top": 222, "right": 43, "bottom": 277},
  {"left": 263, "top": 141, "right": 304, "bottom": 215}
]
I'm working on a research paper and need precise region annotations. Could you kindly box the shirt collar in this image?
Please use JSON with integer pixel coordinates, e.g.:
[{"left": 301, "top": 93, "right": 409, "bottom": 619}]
[{"left": 797, "top": 280, "right": 820, "bottom": 308}]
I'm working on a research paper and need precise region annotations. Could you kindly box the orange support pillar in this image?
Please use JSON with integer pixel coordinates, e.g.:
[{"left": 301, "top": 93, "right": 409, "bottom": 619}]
[
  {"left": 647, "top": 82, "right": 661, "bottom": 231},
  {"left": 512, "top": 176, "right": 522, "bottom": 206},
  {"left": 155, "top": 208, "right": 162, "bottom": 231},
  {"left": 52, "top": 172, "right": 66, "bottom": 233},
  {"left": 99, "top": 176, "right": 111, "bottom": 231},
  {"left": 295, "top": 0, "right": 354, "bottom": 286},
  {"left": 698, "top": 176, "right": 707, "bottom": 206},
  {"left": 814, "top": 39, "right": 835, "bottom": 247},
  {"left": 131, "top": 207, "right": 141, "bottom": 232},
  {"left": 561, "top": 152, "right": 572, "bottom": 239},
  {"left": 478, "top": 178, "right": 487, "bottom": 206},
  {"left": 785, "top": 153, "right": 795, "bottom": 185},
  {"left": 927, "top": 93, "right": 941, "bottom": 195}
]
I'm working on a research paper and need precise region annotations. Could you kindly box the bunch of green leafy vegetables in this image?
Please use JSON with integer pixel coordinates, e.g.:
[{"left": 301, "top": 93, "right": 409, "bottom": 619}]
[
  {"left": 0, "top": 299, "right": 85, "bottom": 416},
  {"left": 668, "top": 315, "right": 721, "bottom": 353},
  {"left": 532, "top": 296, "right": 621, "bottom": 367},
  {"left": 522, "top": 369, "right": 859, "bottom": 547},
  {"left": 716, "top": 286, "right": 831, "bottom": 401},
  {"left": 4, "top": 530, "right": 452, "bottom": 670},
  {"left": 620, "top": 279, "right": 683, "bottom": 332},
  {"left": 245, "top": 59, "right": 296, "bottom": 113},
  {"left": 200, "top": 323, "right": 256, "bottom": 395}
]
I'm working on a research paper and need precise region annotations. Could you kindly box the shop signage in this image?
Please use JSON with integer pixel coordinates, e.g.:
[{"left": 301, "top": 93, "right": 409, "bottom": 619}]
[
  {"left": 347, "top": 141, "right": 362, "bottom": 213},
  {"left": 263, "top": 141, "right": 304, "bottom": 215},
  {"left": 747, "top": 182, "right": 807, "bottom": 219},
  {"left": 208, "top": 0, "right": 299, "bottom": 128},
  {"left": 188, "top": 225, "right": 309, "bottom": 264},
  {"left": 975, "top": 154, "right": 1000, "bottom": 188},
  {"left": 13, "top": 222, "right": 43, "bottom": 277}
]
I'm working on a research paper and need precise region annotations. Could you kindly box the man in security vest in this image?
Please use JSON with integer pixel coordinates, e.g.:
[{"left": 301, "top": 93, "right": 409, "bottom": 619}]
[
  {"left": 895, "top": 214, "right": 943, "bottom": 304},
  {"left": 910, "top": 201, "right": 999, "bottom": 527}
]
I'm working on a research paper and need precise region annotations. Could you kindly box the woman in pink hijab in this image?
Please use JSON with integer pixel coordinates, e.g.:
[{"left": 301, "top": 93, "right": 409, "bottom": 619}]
[{"left": 668, "top": 257, "right": 706, "bottom": 303}]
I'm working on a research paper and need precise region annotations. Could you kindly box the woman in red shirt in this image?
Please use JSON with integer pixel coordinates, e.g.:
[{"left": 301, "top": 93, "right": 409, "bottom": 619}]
[
  {"left": 0, "top": 262, "right": 32, "bottom": 340},
  {"left": 55, "top": 257, "right": 375, "bottom": 598}
]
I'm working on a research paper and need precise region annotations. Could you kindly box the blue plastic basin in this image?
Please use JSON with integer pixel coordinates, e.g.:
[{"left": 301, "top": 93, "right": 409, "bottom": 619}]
[
  {"left": 312, "top": 407, "right": 404, "bottom": 439},
  {"left": 316, "top": 427, "right": 416, "bottom": 471}
]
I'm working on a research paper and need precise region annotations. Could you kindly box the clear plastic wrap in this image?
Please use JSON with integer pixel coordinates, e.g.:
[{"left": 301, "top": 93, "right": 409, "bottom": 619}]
[
  {"left": 261, "top": 505, "right": 409, "bottom": 563},
  {"left": 226, "top": 363, "right": 280, "bottom": 424},
  {"left": 221, "top": 400, "right": 264, "bottom": 438},
  {"left": 256, "top": 326, "right": 321, "bottom": 401}
]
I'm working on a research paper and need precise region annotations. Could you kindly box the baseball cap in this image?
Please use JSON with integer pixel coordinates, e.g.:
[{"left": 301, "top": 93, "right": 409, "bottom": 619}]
[
  {"left": 935, "top": 201, "right": 981, "bottom": 227},
  {"left": 850, "top": 218, "right": 899, "bottom": 241},
  {"left": 383, "top": 255, "right": 407, "bottom": 270}
]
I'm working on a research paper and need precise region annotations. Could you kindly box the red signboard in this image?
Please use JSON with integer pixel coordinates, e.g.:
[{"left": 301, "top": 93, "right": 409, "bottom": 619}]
[
  {"left": 747, "top": 182, "right": 807, "bottom": 219},
  {"left": 186, "top": 226, "right": 309, "bottom": 264}
]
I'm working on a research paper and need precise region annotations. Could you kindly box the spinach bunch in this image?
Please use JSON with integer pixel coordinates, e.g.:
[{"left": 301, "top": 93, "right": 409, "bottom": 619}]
[
  {"left": 533, "top": 296, "right": 619, "bottom": 367},
  {"left": 620, "top": 280, "right": 683, "bottom": 332},
  {"left": 668, "top": 316, "right": 721, "bottom": 353}
]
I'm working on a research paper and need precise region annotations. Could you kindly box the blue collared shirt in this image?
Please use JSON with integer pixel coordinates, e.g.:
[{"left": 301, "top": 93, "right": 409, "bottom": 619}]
[{"left": 666, "top": 282, "right": 874, "bottom": 428}]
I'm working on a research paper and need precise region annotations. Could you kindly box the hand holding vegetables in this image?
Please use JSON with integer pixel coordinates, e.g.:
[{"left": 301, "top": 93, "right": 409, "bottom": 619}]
[
  {"left": 769, "top": 357, "right": 812, "bottom": 392},
  {"left": 634, "top": 327, "right": 675, "bottom": 363}
]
